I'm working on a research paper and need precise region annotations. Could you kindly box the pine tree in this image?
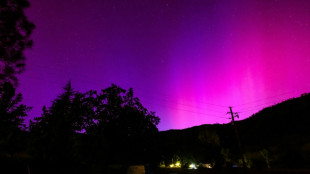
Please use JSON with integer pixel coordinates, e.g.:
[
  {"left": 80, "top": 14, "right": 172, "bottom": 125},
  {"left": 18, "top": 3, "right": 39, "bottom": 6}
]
[{"left": 0, "top": 82, "right": 30, "bottom": 155}]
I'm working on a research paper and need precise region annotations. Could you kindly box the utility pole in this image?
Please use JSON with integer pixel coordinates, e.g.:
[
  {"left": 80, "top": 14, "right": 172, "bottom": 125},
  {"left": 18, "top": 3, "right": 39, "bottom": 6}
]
[{"left": 228, "top": 106, "right": 247, "bottom": 168}]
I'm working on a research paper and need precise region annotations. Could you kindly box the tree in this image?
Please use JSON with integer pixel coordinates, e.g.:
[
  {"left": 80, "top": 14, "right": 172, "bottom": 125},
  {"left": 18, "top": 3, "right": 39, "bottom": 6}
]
[
  {"left": 30, "top": 83, "right": 160, "bottom": 166},
  {"left": 30, "top": 82, "right": 94, "bottom": 161},
  {"left": 90, "top": 84, "right": 160, "bottom": 164},
  {"left": 0, "top": 0, "right": 35, "bottom": 85},
  {"left": 91, "top": 84, "right": 159, "bottom": 135},
  {"left": 0, "top": 81, "right": 30, "bottom": 155}
]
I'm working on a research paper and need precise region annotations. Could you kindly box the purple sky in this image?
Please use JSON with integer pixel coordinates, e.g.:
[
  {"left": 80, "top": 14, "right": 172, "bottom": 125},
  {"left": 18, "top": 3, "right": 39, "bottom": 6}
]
[{"left": 19, "top": 0, "right": 310, "bottom": 131}]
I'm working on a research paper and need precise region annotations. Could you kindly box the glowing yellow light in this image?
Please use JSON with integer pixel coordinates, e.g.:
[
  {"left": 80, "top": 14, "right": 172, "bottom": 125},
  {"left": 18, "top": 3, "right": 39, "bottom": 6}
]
[
  {"left": 169, "top": 164, "right": 174, "bottom": 168},
  {"left": 175, "top": 162, "right": 181, "bottom": 167},
  {"left": 189, "top": 163, "right": 197, "bottom": 169}
]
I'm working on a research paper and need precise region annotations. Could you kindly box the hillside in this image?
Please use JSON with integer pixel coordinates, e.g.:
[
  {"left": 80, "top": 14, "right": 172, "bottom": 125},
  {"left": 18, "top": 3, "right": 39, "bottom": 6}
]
[{"left": 158, "top": 93, "right": 310, "bottom": 169}]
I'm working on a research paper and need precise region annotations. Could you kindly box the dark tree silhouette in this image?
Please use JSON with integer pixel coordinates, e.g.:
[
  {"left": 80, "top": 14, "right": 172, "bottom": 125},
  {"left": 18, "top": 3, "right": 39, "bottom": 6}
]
[
  {"left": 0, "top": 0, "right": 35, "bottom": 85},
  {"left": 90, "top": 84, "right": 159, "bottom": 134},
  {"left": 0, "top": 81, "right": 30, "bottom": 155},
  {"left": 30, "top": 82, "right": 94, "bottom": 161},
  {"left": 89, "top": 84, "right": 160, "bottom": 164},
  {"left": 29, "top": 83, "right": 160, "bottom": 171}
]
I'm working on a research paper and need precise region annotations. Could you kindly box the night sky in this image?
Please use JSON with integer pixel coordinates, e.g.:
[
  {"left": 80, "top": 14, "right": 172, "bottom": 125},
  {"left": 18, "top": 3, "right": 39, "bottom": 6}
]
[{"left": 19, "top": 0, "right": 310, "bottom": 131}]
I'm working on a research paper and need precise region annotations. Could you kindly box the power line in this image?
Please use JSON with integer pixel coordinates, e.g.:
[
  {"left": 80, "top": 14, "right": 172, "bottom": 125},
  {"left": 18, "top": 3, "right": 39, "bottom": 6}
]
[
  {"left": 141, "top": 95, "right": 225, "bottom": 113},
  {"left": 143, "top": 100, "right": 227, "bottom": 119},
  {"left": 236, "top": 99, "right": 283, "bottom": 112},
  {"left": 233, "top": 87, "right": 310, "bottom": 108}
]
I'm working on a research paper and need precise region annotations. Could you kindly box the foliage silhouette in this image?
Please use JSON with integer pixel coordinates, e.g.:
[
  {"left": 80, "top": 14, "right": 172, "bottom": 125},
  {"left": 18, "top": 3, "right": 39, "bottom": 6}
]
[
  {"left": 87, "top": 84, "right": 160, "bottom": 165},
  {"left": 0, "top": 81, "right": 30, "bottom": 156},
  {"left": 0, "top": 0, "right": 35, "bottom": 85},
  {"left": 30, "top": 83, "right": 160, "bottom": 169},
  {"left": 0, "top": 0, "right": 34, "bottom": 171},
  {"left": 30, "top": 82, "right": 94, "bottom": 161}
]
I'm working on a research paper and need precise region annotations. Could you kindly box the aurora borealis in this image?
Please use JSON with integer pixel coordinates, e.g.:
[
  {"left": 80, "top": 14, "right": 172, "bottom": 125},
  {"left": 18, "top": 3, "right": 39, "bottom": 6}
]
[{"left": 19, "top": 0, "right": 310, "bottom": 130}]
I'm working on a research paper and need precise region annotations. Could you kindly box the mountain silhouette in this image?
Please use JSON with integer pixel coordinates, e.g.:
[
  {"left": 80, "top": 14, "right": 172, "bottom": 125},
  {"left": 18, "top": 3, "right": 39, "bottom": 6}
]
[{"left": 158, "top": 93, "right": 310, "bottom": 169}]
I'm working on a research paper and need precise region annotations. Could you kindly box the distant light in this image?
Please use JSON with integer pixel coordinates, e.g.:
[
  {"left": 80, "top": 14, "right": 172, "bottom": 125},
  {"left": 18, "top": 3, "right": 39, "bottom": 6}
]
[
  {"left": 169, "top": 162, "right": 181, "bottom": 168},
  {"left": 201, "top": 163, "right": 212, "bottom": 168},
  {"left": 189, "top": 163, "right": 197, "bottom": 169},
  {"left": 159, "top": 163, "right": 165, "bottom": 168}
]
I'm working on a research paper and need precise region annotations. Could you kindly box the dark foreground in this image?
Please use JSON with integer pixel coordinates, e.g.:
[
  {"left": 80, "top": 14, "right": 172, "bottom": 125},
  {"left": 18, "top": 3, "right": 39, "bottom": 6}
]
[
  {"left": 2, "top": 157, "right": 310, "bottom": 174},
  {"left": 154, "top": 168, "right": 310, "bottom": 174},
  {"left": 2, "top": 162, "right": 310, "bottom": 174}
]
